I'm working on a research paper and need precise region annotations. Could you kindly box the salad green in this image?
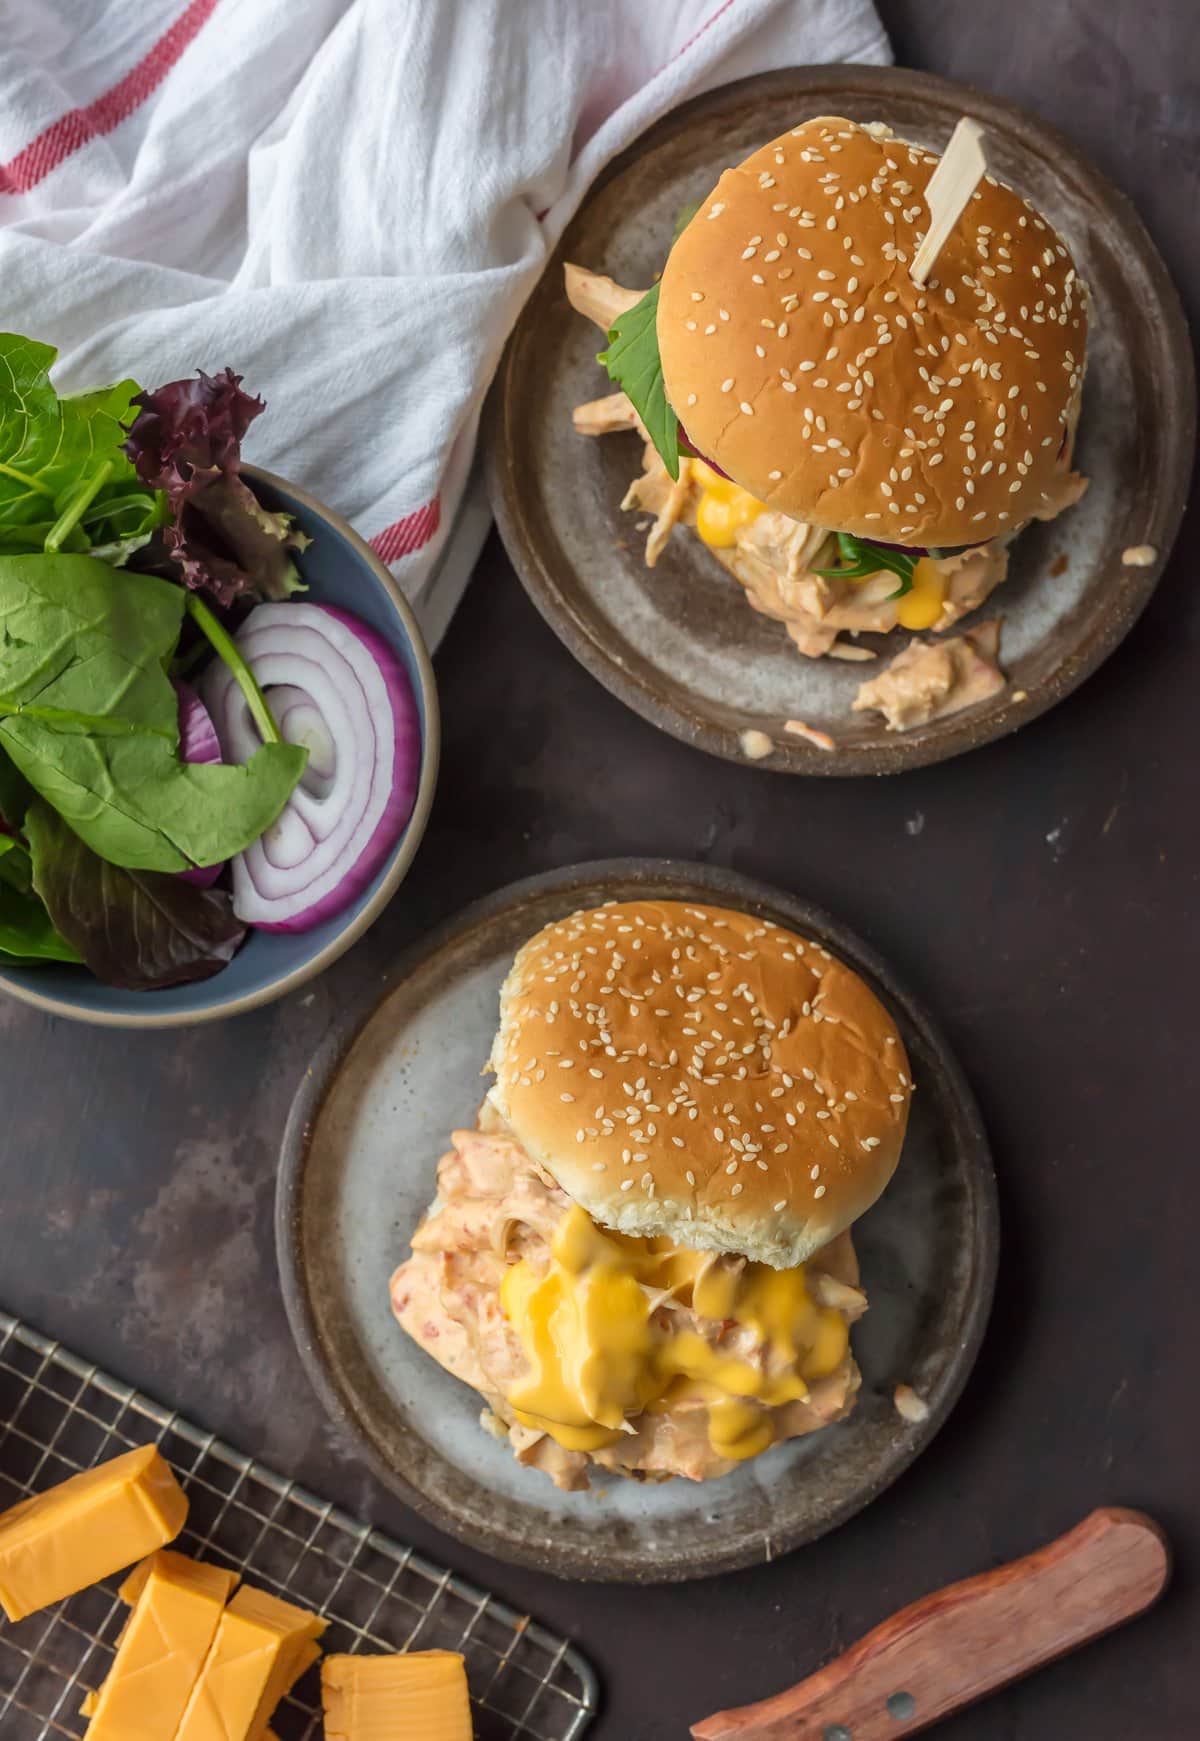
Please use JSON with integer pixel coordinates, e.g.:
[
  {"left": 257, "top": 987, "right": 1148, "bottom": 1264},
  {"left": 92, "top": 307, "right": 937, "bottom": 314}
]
[
  {"left": 0, "top": 335, "right": 424, "bottom": 994},
  {"left": 0, "top": 334, "right": 166, "bottom": 562},
  {"left": 597, "top": 283, "right": 680, "bottom": 482},
  {"left": 0, "top": 832, "right": 81, "bottom": 966},
  {"left": 0, "top": 335, "right": 320, "bottom": 991},
  {"left": 814, "top": 531, "right": 917, "bottom": 600},
  {"left": 0, "top": 551, "right": 304, "bottom": 872},
  {"left": 26, "top": 800, "right": 245, "bottom": 990}
]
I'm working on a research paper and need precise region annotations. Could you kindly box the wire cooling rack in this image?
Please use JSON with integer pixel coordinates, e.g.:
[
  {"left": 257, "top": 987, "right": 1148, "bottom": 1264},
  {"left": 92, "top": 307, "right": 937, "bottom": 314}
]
[{"left": 0, "top": 1310, "right": 598, "bottom": 1741}]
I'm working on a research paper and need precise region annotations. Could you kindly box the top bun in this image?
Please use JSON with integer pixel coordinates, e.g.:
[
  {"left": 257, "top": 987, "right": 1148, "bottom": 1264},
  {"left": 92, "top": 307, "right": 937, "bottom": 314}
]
[
  {"left": 657, "top": 116, "right": 1087, "bottom": 547},
  {"left": 487, "top": 900, "right": 911, "bottom": 1269}
]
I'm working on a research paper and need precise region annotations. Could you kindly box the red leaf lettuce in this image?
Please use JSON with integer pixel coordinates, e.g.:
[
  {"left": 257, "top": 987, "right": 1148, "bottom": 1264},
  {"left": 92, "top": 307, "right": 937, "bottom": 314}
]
[{"left": 123, "top": 368, "right": 307, "bottom": 607}]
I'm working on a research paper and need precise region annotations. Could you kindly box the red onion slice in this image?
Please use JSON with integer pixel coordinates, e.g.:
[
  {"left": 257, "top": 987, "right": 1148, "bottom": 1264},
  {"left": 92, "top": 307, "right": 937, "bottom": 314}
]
[
  {"left": 676, "top": 421, "right": 731, "bottom": 481},
  {"left": 174, "top": 680, "right": 224, "bottom": 888},
  {"left": 200, "top": 603, "right": 421, "bottom": 932}
]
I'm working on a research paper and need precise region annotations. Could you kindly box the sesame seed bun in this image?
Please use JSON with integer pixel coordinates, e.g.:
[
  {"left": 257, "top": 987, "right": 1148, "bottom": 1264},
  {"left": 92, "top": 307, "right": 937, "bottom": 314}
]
[
  {"left": 657, "top": 115, "right": 1088, "bottom": 547},
  {"left": 487, "top": 900, "right": 911, "bottom": 1269}
]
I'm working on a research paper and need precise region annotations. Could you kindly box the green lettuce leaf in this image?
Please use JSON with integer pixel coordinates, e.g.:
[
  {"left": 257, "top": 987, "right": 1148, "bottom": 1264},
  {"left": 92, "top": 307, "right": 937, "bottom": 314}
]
[
  {"left": 0, "top": 552, "right": 306, "bottom": 872},
  {"left": 27, "top": 800, "right": 243, "bottom": 989},
  {"left": 0, "top": 746, "right": 32, "bottom": 828},
  {"left": 0, "top": 832, "right": 32, "bottom": 892},
  {"left": 814, "top": 532, "right": 916, "bottom": 600},
  {"left": 0, "top": 335, "right": 165, "bottom": 554},
  {"left": 0, "top": 832, "right": 82, "bottom": 964},
  {"left": 597, "top": 283, "right": 680, "bottom": 480}
]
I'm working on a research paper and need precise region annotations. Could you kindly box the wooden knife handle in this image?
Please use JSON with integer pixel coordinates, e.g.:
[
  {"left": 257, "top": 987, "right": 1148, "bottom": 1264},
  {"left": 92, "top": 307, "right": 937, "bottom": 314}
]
[{"left": 691, "top": 1508, "right": 1169, "bottom": 1740}]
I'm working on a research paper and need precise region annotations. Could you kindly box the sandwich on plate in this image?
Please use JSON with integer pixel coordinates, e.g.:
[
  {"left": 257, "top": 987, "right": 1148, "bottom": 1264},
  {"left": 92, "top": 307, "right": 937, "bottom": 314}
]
[
  {"left": 391, "top": 900, "right": 911, "bottom": 1490},
  {"left": 567, "top": 115, "right": 1089, "bottom": 728}
]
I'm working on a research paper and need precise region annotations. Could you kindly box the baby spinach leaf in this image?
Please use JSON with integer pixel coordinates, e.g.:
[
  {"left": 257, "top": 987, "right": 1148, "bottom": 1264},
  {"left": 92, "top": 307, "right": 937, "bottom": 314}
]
[
  {"left": 0, "top": 747, "right": 32, "bottom": 827},
  {"left": 597, "top": 283, "right": 680, "bottom": 480},
  {"left": 0, "top": 335, "right": 163, "bottom": 553},
  {"left": 0, "top": 833, "right": 32, "bottom": 892},
  {"left": 814, "top": 532, "right": 916, "bottom": 600},
  {"left": 0, "top": 552, "right": 306, "bottom": 872},
  {"left": 0, "top": 886, "right": 84, "bottom": 965},
  {"left": 0, "top": 833, "right": 82, "bottom": 963},
  {"left": 27, "top": 800, "right": 243, "bottom": 988}
]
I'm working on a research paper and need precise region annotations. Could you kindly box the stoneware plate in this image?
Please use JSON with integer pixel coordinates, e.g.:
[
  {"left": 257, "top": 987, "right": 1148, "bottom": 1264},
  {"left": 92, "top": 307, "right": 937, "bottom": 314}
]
[
  {"left": 277, "top": 860, "right": 997, "bottom": 1582},
  {"left": 485, "top": 66, "right": 1194, "bottom": 775}
]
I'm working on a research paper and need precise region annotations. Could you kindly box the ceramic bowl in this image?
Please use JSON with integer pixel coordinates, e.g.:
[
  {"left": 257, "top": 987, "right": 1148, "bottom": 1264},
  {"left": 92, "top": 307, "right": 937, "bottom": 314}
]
[{"left": 0, "top": 467, "right": 439, "bottom": 1028}]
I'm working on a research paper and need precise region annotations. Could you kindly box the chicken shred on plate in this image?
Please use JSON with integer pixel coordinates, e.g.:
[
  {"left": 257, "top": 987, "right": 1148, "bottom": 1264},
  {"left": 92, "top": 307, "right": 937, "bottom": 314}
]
[{"left": 852, "top": 620, "right": 1007, "bottom": 732}]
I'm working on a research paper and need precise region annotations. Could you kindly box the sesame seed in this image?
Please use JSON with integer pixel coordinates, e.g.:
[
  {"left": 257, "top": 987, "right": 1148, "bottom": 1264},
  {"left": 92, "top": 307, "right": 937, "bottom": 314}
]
[{"left": 814, "top": 1184, "right": 827, "bottom": 1199}]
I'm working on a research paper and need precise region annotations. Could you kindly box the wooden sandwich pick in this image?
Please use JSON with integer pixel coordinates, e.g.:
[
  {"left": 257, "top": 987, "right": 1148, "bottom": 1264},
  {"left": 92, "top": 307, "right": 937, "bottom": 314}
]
[
  {"left": 909, "top": 116, "right": 988, "bottom": 288},
  {"left": 691, "top": 1508, "right": 1169, "bottom": 1740}
]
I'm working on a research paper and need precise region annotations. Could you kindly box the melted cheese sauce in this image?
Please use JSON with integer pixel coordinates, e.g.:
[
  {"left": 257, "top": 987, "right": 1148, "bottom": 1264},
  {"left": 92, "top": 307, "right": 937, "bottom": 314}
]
[
  {"left": 692, "top": 460, "right": 767, "bottom": 548},
  {"left": 499, "top": 1205, "right": 850, "bottom": 1461},
  {"left": 895, "top": 556, "right": 947, "bottom": 630},
  {"left": 690, "top": 464, "right": 948, "bottom": 635}
]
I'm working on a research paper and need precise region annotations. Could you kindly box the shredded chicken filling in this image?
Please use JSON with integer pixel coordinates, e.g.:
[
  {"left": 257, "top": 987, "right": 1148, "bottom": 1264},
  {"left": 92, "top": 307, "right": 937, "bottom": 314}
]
[{"left": 391, "top": 1119, "right": 865, "bottom": 1491}]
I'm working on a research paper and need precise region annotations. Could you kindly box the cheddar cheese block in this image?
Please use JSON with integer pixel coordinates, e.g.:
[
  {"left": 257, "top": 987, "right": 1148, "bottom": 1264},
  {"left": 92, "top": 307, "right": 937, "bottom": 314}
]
[
  {"left": 321, "top": 1651, "right": 473, "bottom": 1740},
  {"left": 173, "top": 1584, "right": 326, "bottom": 1741},
  {"left": 0, "top": 1446, "right": 188, "bottom": 1623},
  {"left": 81, "top": 1550, "right": 237, "bottom": 1738}
]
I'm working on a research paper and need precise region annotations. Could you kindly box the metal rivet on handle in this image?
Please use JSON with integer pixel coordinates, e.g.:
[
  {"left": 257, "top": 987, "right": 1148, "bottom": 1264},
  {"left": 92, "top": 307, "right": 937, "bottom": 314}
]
[
  {"left": 887, "top": 1691, "right": 917, "bottom": 1721},
  {"left": 824, "top": 1727, "right": 853, "bottom": 1741}
]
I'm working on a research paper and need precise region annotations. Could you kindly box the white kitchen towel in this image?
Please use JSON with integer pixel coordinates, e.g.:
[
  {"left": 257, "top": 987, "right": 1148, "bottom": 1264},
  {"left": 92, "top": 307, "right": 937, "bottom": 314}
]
[{"left": 0, "top": 0, "right": 890, "bottom": 646}]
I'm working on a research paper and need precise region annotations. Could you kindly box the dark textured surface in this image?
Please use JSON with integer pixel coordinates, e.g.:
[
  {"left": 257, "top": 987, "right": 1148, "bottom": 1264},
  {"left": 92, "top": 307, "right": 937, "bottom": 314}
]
[
  {"left": 278, "top": 861, "right": 996, "bottom": 1581},
  {"left": 1, "top": 3, "right": 1197, "bottom": 1736}
]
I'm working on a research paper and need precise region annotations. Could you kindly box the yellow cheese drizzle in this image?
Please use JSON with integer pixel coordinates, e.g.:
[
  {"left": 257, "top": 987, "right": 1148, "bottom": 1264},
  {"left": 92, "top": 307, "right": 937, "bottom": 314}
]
[
  {"left": 895, "top": 555, "right": 947, "bottom": 630},
  {"left": 690, "top": 462, "right": 948, "bottom": 633},
  {"left": 499, "top": 1205, "right": 850, "bottom": 1462},
  {"left": 692, "top": 460, "right": 767, "bottom": 548}
]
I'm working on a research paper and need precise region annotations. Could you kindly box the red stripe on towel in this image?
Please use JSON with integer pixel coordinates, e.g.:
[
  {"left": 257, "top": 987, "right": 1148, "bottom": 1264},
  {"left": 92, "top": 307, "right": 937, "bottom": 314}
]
[
  {"left": 370, "top": 496, "right": 442, "bottom": 565},
  {"left": 0, "top": 0, "right": 220, "bottom": 196}
]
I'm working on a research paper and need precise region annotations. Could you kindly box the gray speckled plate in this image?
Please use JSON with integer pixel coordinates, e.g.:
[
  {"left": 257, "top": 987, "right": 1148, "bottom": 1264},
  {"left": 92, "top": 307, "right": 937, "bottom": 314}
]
[
  {"left": 277, "top": 861, "right": 997, "bottom": 1582},
  {"left": 485, "top": 67, "right": 1194, "bottom": 775}
]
